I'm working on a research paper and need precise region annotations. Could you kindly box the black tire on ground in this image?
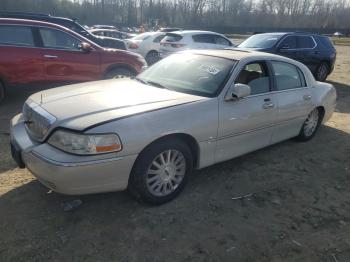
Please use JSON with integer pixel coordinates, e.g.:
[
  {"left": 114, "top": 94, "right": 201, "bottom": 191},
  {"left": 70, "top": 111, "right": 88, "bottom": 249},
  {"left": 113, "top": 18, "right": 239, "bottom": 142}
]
[
  {"left": 128, "top": 138, "right": 193, "bottom": 205},
  {"left": 296, "top": 108, "right": 323, "bottom": 142},
  {"left": 145, "top": 51, "right": 160, "bottom": 66},
  {"left": 0, "top": 81, "right": 5, "bottom": 103},
  {"left": 104, "top": 68, "right": 135, "bottom": 79},
  {"left": 315, "top": 62, "right": 330, "bottom": 82}
]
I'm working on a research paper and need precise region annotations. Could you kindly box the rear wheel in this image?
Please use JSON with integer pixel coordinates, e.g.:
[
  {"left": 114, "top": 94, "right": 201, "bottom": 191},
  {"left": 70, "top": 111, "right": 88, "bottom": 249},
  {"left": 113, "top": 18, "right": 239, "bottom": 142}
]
[
  {"left": 128, "top": 138, "right": 193, "bottom": 205},
  {"left": 0, "top": 81, "right": 5, "bottom": 103},
  {"left": 296, "top": 108, "right": 322, "bottom": 141},
  {"left": 315, "top": 62, "right": 330, "bottom": 82},
  {"left": 145, "top": 51, "right": 160, "bottom": 66},
  {"left": 104, "top": 68, "right": 135, "bottom": 79}
]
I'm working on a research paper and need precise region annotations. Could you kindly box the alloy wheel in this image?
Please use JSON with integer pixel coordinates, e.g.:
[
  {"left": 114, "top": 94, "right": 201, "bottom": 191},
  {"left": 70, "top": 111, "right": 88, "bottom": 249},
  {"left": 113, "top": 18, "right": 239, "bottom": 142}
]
[
  {"left": 146, "top": 149, "right": 186, "bottom": 197},
  {"left": 304, "top": 109, "right": 319, "bottom": 137}
]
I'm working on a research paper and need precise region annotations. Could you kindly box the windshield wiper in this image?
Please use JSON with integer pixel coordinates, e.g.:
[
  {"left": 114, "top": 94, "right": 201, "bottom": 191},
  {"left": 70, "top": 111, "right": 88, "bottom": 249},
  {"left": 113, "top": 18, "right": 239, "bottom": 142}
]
[
  {"left": 146, "top": 81, "right": 166, "bottom": 89},
  {"left": 134, "top": 77, "right": 167, "bottom": 89},
  {"left": 134, "top": 77, "right": 148, "bottom": 85}
]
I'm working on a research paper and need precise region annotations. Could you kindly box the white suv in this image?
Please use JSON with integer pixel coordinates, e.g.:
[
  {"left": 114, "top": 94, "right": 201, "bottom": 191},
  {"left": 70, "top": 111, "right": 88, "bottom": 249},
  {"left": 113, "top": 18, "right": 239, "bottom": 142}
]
[{"left": 160, "top": 30, "right": 234, "bottom": 58}]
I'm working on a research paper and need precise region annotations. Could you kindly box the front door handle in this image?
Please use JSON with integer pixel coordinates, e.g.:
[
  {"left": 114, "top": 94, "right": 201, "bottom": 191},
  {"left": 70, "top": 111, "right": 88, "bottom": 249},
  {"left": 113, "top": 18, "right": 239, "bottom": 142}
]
[
  {"left": 263, "top": 102, "right": 275, "bottom": 109},
  {"left": 43, "top": 55, "right": 58, "bottom": 59},
  {"left": 303, "top": 95, "right": 312, "bottom": 101}
]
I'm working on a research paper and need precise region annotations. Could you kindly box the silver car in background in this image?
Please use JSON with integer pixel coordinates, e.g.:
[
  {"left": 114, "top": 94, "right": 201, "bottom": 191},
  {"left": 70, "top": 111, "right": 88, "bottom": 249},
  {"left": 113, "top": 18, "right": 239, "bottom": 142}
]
[
  {"left": 10, "top": 50, "right": 337, "bottom": 205},
  {"left": 126, "top": 32, "right": 166, "bottom": 65},
  {"left": 160, "top": 30, "right": 234, "bottom": 58}
]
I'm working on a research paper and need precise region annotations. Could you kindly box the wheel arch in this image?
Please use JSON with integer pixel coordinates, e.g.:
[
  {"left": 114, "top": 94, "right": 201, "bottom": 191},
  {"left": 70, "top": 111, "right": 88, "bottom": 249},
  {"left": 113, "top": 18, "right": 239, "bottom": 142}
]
[
  {"left": 128, "top": 133, "right": 200, "bottom": 185},
  {"left": 141, "top": 133, "right": 199, "bottom": 168},
  {"left": 146, "top": 50, "right": 159, "bottom": 55},
  {"left": 316, "top": 105, "right": 325, "bottom": 123}
]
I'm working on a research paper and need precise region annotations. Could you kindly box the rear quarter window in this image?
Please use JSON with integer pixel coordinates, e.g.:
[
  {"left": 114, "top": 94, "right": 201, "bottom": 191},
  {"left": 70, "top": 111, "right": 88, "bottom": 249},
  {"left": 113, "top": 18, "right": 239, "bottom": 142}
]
[{"left": 316, "top": 36, "right": 335, "bottom": 50}]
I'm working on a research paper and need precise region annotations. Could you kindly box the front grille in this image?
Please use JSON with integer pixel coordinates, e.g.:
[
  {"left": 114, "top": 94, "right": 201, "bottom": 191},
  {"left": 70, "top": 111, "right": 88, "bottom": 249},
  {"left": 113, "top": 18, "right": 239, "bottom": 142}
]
[{"left": 23, "top": 100, "right": 56, "bottom": 141}]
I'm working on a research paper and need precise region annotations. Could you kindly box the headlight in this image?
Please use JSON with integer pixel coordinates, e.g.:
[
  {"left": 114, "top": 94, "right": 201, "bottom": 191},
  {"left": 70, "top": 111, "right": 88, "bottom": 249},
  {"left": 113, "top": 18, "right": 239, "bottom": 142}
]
[{"left": 48, "top": 130, "right": 122, "bottom": 155}]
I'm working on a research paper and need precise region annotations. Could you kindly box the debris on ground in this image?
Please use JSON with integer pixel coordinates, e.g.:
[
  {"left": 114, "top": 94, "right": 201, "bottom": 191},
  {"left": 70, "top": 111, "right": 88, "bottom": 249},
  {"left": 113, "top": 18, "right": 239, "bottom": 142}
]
[{"left": 62, "top": 199, "right": 83, "bottom": 212}]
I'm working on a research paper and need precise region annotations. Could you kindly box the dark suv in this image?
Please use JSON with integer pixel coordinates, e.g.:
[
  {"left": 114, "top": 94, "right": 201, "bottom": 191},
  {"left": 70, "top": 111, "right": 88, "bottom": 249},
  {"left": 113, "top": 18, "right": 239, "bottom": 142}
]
[
  {"left": 238, "top": 32, "right": 336, "bottom": 81},
  {"left": 0, "top": 11, "right": 126, "bottom": 50}
]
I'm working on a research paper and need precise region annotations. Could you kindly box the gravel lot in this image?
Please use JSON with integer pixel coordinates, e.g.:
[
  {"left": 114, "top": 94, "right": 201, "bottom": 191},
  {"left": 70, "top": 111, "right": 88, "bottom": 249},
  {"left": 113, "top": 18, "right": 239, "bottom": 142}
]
[{"left": 1, "top": 46, "right": 350, "bottom": 262}]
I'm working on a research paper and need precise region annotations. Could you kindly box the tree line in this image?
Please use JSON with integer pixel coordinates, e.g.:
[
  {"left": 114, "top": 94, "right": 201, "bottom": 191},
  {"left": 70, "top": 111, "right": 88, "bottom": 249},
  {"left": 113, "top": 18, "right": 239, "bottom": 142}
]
[{"left": 1, "top": 0, "right": 350, "bottom": 32}]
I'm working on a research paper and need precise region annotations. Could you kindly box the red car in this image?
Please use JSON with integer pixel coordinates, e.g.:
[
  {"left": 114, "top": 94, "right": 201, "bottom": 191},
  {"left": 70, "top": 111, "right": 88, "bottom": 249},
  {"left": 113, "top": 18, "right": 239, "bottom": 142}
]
[{"left": 0, "top": 18, "right": 147, "bottom": 102}]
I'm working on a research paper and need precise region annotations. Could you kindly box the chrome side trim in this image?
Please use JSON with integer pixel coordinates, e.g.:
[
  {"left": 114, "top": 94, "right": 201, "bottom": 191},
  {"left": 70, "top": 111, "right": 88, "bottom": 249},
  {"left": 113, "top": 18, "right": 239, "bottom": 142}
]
[
  {"left": 215, "top": 116, "right": 304, "bottom": 142},
  {"left": 30, "top": 151, "right": 125, "bottom": 167}
]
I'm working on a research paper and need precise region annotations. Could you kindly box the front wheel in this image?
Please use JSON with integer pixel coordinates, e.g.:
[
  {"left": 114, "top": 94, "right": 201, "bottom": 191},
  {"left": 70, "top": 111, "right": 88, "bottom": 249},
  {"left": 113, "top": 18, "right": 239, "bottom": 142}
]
[
  {"left": 104, "top": 68, "right": 135, "bottom": 79},
  {"left": 296, "top": 108, "right": 322, "bottom": 141},
  {"left": 128, "top": 138, "right": 193, "bottom": 205},
  {"left": 145, "top": 51, "right": 160, "bottom": 66}
]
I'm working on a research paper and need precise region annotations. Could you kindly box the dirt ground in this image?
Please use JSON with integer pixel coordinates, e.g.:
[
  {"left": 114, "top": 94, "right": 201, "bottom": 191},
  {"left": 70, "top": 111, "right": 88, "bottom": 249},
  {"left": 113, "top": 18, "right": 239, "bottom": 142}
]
[{"left": 1, "top": 46, "right": 350, "bottom": 262}]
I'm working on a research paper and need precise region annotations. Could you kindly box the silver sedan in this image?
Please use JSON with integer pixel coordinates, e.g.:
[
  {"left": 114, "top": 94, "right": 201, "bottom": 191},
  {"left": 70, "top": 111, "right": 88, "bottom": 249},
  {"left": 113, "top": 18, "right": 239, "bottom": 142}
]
[{"left": 10, "top": 50, "right": 337, "bottom": 204}]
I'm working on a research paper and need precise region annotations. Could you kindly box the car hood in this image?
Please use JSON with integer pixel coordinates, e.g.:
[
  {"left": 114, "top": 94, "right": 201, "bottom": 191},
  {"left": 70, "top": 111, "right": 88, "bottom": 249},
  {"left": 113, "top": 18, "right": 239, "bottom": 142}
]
[
  {"left": 236, "top": 47, "right": 270, "bottom": 52},
  {"left": 28, "top": 79, "right": 205, "bottom": 131}
]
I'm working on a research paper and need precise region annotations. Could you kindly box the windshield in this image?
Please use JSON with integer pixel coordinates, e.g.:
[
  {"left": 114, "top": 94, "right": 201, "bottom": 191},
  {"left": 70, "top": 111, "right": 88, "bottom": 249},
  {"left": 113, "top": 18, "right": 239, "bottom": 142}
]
[
  {"left": 239, "top": 34, "right": 284, "bottom": 49},
  {"left": 137, "top": 53, "right": 236, "bottom": 97}
]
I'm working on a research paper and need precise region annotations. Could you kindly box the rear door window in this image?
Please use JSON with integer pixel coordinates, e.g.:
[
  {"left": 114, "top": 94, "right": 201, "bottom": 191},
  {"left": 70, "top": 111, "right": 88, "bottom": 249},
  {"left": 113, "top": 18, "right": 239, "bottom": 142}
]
[
  {"left": 297, "top": 36, "right": 316, "bottom": 49},
  {"left": 0, "top": 25, "right": 34, "bottom": 47},
  {"left": 192, "top": 34, "right": 215, "bottom": 44},
  {"left": 271, "top": 61, "right": 305, "bottom": 90},
  {"left": 39, "top": 28, "right": 81, "bottom": 50}
]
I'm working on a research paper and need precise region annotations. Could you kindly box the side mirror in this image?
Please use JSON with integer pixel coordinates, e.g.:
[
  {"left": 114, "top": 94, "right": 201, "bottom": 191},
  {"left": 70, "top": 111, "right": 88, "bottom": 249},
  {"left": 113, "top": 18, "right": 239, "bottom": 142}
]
[
  {"left": 79, "top": 42, "right": 93, "bottom": 53},
  {"left": 225, "top": 83, "right": 251, "bottom": 101}
]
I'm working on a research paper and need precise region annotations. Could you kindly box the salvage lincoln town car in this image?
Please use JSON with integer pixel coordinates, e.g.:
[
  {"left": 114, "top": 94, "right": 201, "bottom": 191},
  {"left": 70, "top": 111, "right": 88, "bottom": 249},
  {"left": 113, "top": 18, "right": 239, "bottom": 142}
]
[{"left": 10, "top": 50, "right": 337, "bottom": 204}]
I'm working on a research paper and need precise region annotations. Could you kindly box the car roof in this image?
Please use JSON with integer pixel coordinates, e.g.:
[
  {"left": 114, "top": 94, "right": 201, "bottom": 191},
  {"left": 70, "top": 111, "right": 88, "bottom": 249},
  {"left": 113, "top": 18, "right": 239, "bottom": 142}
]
[
  {"left": 182, "top": 49, "right": 296, "bottom": 62},
  {"left": 0, "top": 17, "right": 73, "bottom": 29},
  {"left": 256, "top": 32, "right": 318, "bottom": 37},
  {"left": 170, "top": 30, "right": 223, "bottom": 36},
  {"left": 0, "top": 11, "right": 76, "bottom": 23},
  {"left": 90, "top": 29, "right": 121, "bottom": 33}
]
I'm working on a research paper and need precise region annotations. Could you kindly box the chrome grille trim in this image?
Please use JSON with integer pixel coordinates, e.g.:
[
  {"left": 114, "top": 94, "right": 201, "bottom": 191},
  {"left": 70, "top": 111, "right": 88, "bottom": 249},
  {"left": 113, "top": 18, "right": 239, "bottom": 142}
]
[{"left": 23, "top": 100, "right": 56, "bottom": 141}]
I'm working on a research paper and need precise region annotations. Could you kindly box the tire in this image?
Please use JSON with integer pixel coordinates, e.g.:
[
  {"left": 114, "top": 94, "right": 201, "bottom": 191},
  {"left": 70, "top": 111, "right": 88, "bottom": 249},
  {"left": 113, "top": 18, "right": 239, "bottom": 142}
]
[
  {"left": 296, "top": 108, "right": 322, "bottom": 142},
  {"left": 0, "top": 81, "right": 5, "bottom": 103},
  {"left": 145, "top": 51, "right": 160, "bottom": 66},
  {"left": 128, "top": 138, "right": 193, "bottom": 205},
  {"left": 315, "top": 62, "right": 330, "bottom": 82},
  {"left": 104, "top": 68, "right": 135, "bottom": 79}
]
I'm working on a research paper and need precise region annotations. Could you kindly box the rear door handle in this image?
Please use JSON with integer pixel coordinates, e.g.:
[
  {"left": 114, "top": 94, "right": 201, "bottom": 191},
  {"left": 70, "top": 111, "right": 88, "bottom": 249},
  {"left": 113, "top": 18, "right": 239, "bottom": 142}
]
[
  {"left": 263, "top": 102, "right": 275, "bottom": 109},
  {"left": 303, "top": 95, "right": 312, "bottom": 101},
  {"left": 43, "top": 55, "right": 58, "bottom": 59}
]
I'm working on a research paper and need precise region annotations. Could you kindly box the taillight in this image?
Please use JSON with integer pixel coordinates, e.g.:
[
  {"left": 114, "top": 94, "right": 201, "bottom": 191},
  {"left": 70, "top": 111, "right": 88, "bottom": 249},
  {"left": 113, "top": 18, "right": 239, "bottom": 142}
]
[
  {"left": 171, "top": 43, "right": 186, "bottom": 48},
  {"left": 129, "top": 43, "right": 139, "bottom": 49}
]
